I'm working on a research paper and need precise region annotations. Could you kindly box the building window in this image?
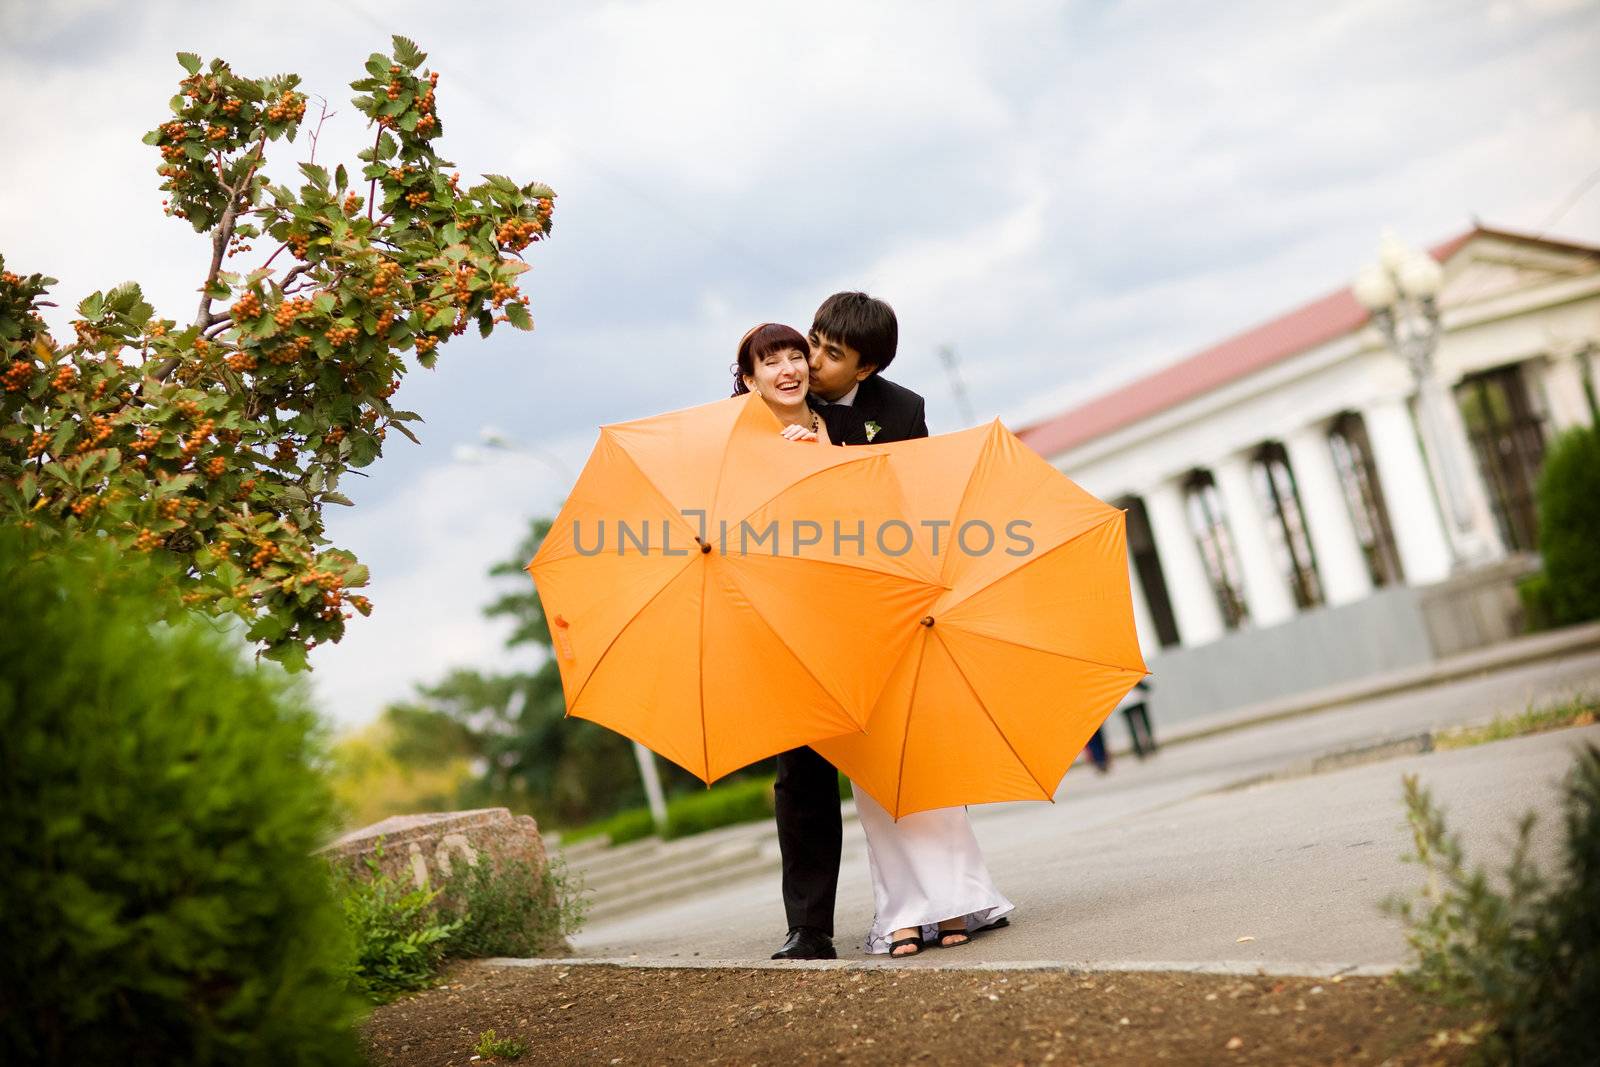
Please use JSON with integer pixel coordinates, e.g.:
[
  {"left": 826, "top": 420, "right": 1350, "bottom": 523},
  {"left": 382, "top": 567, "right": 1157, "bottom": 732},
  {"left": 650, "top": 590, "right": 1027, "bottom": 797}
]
[
  {"left": 1119, "top": 496, "right": 1181, "bottom": 648},
  {"left": 1251, "top": 443, "right": 1323, "bottom": 610},
  {"left": 1182, "top": 470, "right": 1249, "bottom": 630},
  {"left": 1327, "top": 413, "right": 1404, "bottom": 587},
  {"left": 1456, "top": 365, "right": 1547, "bottom": 552}
]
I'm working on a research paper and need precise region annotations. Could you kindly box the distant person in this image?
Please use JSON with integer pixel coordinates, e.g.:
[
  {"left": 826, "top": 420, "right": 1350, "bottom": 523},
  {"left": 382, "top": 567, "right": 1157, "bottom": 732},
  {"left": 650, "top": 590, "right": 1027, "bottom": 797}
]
[
  {"left": 1084, "top": 727, "right": 1112, "bottom": 773},
  {"left": 1119, "top": 678, "right": 1157, "bottom": 758}
]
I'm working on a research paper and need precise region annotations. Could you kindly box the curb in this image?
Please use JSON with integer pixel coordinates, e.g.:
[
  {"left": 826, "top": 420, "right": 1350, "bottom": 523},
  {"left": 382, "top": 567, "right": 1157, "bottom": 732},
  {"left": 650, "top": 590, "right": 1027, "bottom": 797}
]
[{"left": 481, "top": 956, "right": 1401, "bottom": 979}]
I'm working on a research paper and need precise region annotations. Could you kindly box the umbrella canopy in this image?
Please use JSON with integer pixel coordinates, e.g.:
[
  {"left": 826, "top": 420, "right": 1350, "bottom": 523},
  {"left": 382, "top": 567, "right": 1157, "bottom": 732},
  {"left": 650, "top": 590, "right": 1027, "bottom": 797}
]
[
  {"left": 528, "top": 392, "right": 943, "bottom": 783},
  {"left": 814, "top": 420, "right": 1149, "bottom": 818}
]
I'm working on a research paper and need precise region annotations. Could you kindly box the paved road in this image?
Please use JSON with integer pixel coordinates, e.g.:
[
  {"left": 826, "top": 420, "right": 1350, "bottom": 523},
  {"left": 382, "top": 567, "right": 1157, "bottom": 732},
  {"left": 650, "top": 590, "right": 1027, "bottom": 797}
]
[{"left": 572, "top": 648, "right": 1600, "bottom": 969}]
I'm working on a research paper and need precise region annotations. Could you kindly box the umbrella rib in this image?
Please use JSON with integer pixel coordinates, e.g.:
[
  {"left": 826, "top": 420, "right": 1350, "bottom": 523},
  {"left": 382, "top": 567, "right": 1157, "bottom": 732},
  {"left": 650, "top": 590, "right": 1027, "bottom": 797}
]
[
  {"left": 699, "top": 559, "right": 711, "bottom": 784},
  {"left": 891, "top": 632, "right": 932, "bottom": 821},
  {"left": 932, "top": 628, "right": 1054, "bottom": 803},
  {"left": 944, "top": 511, "right": 1124, "bottom": 619},
  {"left": 720, "top": 562, "right": 878, "bottom": 719},
  {"left": 944, "top": 623, "right": 1149, "bottom": 676},
  {"left": 729, "top": 450, "right": 893, "bottom": 531},
  {"left": 564, "top": 556, "right": 695, "bottom": 714}
]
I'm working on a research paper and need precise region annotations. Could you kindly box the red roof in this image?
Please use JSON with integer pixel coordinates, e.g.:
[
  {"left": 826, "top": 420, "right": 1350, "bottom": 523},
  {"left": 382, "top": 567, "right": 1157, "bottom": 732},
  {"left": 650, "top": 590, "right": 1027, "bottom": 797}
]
[{"left": 1014, "top": 225, "right": 1591, "bottom": 458}]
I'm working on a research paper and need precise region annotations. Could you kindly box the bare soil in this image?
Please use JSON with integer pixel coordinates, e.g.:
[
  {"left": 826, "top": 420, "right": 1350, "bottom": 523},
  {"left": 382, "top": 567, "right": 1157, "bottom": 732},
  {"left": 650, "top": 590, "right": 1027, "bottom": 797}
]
[{"left": 361, "top": 961, "right": 1478, "bottom": 1066}]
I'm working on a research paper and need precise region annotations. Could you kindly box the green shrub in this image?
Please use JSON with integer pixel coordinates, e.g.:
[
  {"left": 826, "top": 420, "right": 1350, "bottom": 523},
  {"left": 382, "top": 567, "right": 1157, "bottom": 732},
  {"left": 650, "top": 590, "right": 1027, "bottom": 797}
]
[
  {"left": 337, "top": 857, "right": 461, "bottom": 1003},
  {"left": 1385, "top": 745, "right": 1600, "bottom": 1065},
  {"left": 0, "top": 529, "right": 365, "bottom": 1064},
  {"left": 1532, "top": 425, "right": 1600, "bottom": 626},
  {"left": 440, "top": 852, "right": 587, "bottom": 958},
  {"left": 475, "top": 1028, "right": 529, "bottom": 1060},
  {"left": 663, "top": 775, "right": 775, "bottom": 839},
  {"left": 564, "top": 805, "right": 656, "bottom": 846}
]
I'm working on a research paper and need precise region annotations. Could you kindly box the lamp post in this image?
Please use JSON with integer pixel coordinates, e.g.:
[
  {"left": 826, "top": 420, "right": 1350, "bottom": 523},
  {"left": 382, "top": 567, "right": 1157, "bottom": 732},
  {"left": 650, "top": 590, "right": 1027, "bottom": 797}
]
[
  {"left": 1352, "top": 230, "right": 1481, "bottom": 567},
  {"left": 456, "top": 429, "right": 671, "bottom": 836}
]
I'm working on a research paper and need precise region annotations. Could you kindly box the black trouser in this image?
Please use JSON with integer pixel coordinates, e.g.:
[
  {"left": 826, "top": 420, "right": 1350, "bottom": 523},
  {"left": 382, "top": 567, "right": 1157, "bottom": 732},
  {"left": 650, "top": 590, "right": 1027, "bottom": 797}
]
[
  {"left": 773, "top": 745, "right": 842, "bottom": 937},
  {"left": 1123, "top": 701, "right": 1158, "bottom": 758}
]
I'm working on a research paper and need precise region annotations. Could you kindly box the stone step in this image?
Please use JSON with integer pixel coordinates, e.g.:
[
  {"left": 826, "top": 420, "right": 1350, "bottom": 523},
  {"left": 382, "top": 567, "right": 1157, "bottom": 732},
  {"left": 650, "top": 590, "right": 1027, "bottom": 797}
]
[
  {"left": 585, "top": 836, "right": 770, "bottom": 908},
  {"left": 585, "top": 849, "right": 781, "bottom": 924},
  {"left": 562, "top": 835, "right": 667, "bottom": 881}
]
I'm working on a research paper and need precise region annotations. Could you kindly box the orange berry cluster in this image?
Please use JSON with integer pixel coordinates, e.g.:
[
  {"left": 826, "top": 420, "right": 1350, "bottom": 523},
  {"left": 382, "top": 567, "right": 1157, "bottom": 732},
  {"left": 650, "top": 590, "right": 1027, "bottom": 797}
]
[
  {"left": 288, "top": 233, "right": 310, "bottom": 259},
  {"left": 414, "top": 335, "right": 438, "bottom": 355},
  {"left": 490, "top": 281, "right": 519, "bottom": 307},
  {"left": 69, "top": 494, "right": 100, "bottom": 516},
  {"left": 415, "top": 114, "right": 436, "bottom": 135},
  {"left": 324, "top": 427, "right": 346, "bottom": 446},
  {"left": 157, "top": 497, "right": 181, "bottom": 519},
  {"left": 174, "top": 399, "right": 203, "bottom": 421},
  {"left": 266, "top": 335, "right": 313, "bottom": 366},
  {"left": 265, "top": 90, "right": 306, "bottom": 124},
  {"left": 374, "top": 309, "right": 395, "bottom": 335},
  {"left": 343, "top": 191, "right": 361, "bottom": 215},
  {"left": 231, "top": 291, "right": 263, "bottom": 320},
  {"left": 233, "top": 478, "right": 256, "bottom": 501},
  {"left": 370, "top": 259, "right": 403, "bottom": 296},
  {"left": 51, "top": 364, "right": 78, "bottom": 391},
  {"left": 404, "top": 190, "right": 430, "bottom": 208},
  {"left": 74, "top": 415, "right": 115, "bottom": 454},
  {"left": 325, "top": 323, "right": 359, "bottom": 346},
  {"left": 222, "top": 97, "right": 242, "bottom": 116},
  {"left": 206, "top": 124, "right": 228, "bottom": 142},
  {"left": 26, "top": 431, "right": 50, "bottom": 459},
  {"left": 249, "top": 541, "right": 279, "bottom": 570},
  {"left": 3, "top": 360, "right": 34, "bottom": 392},
  {"left": 496, "top": 217, "right": 539, "bottom": 252},
  {"left": 225, "top": 350, "right": 258, "bottom": 372},
  {"left": 73, "top": 321, "right": 102, "bottom": 345},
  {"left": 180, "top": 419, "right": 215, "bottom": 460},
  {"left": 274, "top": 296, "right": 314, "bottom": 328},
  {"left": 132, "top": 427, "right": 161, "bottom": 453},
  {"left": 204, "top": 456, "right": 227, "bottom": 478},
  {"left": 135, "top": 528, "right": 163, "bottom": 552}
]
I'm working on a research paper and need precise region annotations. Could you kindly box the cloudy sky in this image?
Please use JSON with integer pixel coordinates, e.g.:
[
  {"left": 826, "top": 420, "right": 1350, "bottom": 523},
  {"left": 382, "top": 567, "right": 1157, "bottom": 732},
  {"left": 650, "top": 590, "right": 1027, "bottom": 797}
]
[{"left": 3, "top": 0, "right": 1597, "bottom": 729}]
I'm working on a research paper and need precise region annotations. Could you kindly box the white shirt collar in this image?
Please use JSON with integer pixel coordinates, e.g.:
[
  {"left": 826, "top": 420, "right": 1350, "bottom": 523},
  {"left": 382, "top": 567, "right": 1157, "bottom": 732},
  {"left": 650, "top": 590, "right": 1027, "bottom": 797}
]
[{"left": 826, "top": 381, "right": 861, "bottom": 407}]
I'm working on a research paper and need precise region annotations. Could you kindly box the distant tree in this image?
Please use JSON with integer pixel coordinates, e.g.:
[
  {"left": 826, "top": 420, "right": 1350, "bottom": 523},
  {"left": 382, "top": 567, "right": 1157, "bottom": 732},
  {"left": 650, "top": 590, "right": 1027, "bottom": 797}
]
[{"left": 0, "top": 36, "right": 554, "bottom": 669}]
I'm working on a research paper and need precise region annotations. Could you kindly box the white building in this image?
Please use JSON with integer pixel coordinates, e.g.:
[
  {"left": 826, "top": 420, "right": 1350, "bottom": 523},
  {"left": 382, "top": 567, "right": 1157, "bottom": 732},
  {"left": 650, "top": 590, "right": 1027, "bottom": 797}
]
[{"left": 1016, "top": 225, "right": 1600, "bottom": 726}]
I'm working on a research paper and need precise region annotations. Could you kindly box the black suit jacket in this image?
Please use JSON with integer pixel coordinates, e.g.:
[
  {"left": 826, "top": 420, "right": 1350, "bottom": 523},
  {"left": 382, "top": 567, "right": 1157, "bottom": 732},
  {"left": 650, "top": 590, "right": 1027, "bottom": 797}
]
[{"left": 810, "top": 374, "right": 928, "bottom": 446}]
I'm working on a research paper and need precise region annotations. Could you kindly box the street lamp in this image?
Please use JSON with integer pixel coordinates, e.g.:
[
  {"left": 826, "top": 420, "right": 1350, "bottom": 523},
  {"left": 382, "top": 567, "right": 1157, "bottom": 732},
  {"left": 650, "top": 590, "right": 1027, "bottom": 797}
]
[{"left": 1352, "top": 230, "right": 1480, "bottom": 567}]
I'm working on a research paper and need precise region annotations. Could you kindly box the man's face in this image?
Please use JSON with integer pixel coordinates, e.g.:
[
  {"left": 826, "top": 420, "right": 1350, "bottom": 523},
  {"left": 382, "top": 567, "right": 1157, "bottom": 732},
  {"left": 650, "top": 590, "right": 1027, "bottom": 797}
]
[{"left": 807, "top": 330, "right": 875, "bottom": 402}]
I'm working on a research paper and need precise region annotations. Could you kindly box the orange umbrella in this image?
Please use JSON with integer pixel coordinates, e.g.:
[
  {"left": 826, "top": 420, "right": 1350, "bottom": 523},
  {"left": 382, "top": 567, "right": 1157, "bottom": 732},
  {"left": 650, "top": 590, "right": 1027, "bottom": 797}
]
[
  {"left": 527, "top": 392, "right": 942, "bottom": 783},
  {"left": 814, "top": 420, "right": 1149, "bottom": 818}
]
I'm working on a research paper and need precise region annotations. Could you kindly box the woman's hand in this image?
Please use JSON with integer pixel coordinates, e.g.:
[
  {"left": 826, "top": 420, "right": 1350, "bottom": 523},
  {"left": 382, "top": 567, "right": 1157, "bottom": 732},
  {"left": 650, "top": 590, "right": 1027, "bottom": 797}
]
[{"left": 780, "top": 424, "right": 819, "bottom": 442}]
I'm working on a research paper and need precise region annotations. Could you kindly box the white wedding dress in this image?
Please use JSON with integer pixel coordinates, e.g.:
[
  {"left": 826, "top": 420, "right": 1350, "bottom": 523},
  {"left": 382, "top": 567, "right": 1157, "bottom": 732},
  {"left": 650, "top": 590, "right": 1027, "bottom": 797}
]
[{"left": 852, "top": 786, "right": 1015, "bottom": 953}]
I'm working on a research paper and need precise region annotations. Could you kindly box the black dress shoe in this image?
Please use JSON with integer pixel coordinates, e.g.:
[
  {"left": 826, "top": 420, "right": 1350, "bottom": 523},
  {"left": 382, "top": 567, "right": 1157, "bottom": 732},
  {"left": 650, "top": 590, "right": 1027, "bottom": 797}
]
[{"left": 771, "top": 927, "right": 837, "bottom": 960}]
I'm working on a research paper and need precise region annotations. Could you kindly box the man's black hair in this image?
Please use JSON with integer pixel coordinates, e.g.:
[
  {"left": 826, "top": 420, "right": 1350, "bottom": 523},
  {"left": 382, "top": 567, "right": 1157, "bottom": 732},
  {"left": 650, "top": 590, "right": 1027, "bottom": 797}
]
[{"left": 811, "top": 291, "right": 898, "bottom": 374}]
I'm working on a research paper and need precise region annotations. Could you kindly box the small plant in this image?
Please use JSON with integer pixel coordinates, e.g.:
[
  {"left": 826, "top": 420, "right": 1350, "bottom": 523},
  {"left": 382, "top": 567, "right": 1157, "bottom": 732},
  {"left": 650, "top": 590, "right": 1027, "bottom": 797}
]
[
  {"left": 474, "top": 1028, "right": 529, "bottom": 1060},
  {"left": 1529, "top": 425, "right": 1600, "bottom": 627},
  {"left": 440, "top": 852, "right": 587, "bottom": 958},
  {"left": 1384, "top": 744, "right": 1600, "bottom": 1065},
  {"left": 664, "top": 775, "right": 776, "bottom": 839},
  {"left": 338, "top": 856, "right": 462, "bottom": 1003}
]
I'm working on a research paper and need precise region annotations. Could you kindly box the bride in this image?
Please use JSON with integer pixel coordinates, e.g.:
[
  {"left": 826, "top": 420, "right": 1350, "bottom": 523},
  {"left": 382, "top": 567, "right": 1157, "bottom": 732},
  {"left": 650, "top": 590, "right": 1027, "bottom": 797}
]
[{"left": 732, "top": 321, "right": 1014, "bottom": 957}]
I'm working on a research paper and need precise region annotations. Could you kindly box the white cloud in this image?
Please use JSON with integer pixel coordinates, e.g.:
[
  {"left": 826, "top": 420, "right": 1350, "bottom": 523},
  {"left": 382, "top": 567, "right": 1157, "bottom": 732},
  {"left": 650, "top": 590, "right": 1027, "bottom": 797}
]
[{"left": 5, "top": 0, "right": 1599, "bottom": 725}]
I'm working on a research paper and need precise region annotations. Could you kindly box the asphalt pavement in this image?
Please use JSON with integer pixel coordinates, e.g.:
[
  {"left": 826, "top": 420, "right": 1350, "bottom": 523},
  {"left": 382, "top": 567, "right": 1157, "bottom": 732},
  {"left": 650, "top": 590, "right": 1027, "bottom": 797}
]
[{"left": 569, "top": 647, "right": 1600, "bottom": 971}]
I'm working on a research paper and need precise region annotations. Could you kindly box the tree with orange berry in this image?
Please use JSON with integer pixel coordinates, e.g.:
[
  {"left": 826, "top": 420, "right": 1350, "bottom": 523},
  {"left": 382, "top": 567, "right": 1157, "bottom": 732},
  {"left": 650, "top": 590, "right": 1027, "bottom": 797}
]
[{"left": 0, "top": 36, "right": 554, "bottom": 670}]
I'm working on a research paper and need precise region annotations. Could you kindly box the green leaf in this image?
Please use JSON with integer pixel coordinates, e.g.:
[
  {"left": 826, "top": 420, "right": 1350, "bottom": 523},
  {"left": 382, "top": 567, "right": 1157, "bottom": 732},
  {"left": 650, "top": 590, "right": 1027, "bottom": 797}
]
[
  {"left": 477, "top": 310, "right": 494, "bottom": 338},
  {"left": 334, "top": 164, "right": 348, "bottom": 191},
  {"left": 391, "top": 35, "right": 425, "bottom": 68},
  {"left": 375, "top": 131, "right": 398, "bottom": 160},
  {"left": 322, "top": 491, "right": 354, "bottom": 506},
  {"left": 299, "top": 163, "right": 330, "bottom": 188},
  {"left": 177, "top": 52, "right": 202, "bottom": 76},
  {"left": 504, "top": 303, "right": 532, "bottom": 331}
]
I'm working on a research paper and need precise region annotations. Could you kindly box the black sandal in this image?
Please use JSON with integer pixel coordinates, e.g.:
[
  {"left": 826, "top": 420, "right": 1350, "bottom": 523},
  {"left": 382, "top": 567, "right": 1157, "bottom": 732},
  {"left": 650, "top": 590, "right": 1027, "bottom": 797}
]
[
  {"left": 888, "top": 935, "right": 924, "bottom": 957},
  {"left": 934, "top": 927, "right": 972, "bottom": 948}
]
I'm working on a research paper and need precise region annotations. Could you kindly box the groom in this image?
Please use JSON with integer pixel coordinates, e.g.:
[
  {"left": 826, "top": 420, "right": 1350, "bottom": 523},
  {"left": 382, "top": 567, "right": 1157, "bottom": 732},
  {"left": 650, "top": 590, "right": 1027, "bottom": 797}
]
[{"left": 771, "top": 291, "right": 929, "bottom": 961}]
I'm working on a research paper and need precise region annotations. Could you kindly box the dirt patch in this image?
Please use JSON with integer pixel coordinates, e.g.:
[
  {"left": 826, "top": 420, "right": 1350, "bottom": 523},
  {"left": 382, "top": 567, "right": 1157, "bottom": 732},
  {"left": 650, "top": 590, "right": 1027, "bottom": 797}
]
[{"left": 361, "top": 961, "right": 1477, "bottom": 1066}]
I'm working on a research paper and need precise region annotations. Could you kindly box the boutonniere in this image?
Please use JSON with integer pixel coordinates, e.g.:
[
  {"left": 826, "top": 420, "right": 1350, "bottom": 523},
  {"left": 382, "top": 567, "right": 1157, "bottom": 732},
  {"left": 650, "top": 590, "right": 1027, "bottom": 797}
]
[{"left": 865, "top": 420, "right": 882, "bottom": 442}]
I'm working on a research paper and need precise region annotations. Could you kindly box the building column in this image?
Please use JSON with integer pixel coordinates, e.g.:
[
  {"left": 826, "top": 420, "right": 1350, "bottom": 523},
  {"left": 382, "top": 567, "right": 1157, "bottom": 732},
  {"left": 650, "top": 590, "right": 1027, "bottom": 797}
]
[
  {"left": 1360, "top": 397, "right": 1452, "bottom": 584},
  {"left": 1283, "top": 422, "right": 1374, "bottom": 606},
  {"left": 1421, "top": 374, "right": 1503, "bottom": 564},
  {"left": 1540, "top": 346, "right": 1597, "bottom": 431},
  {"left": 1126, "top": 555, "right": 1160, "bottom": 659},
  {"left": 1142, "top": 478, "right": 1225, "bottom": 647},
  {"left": 1212, "top": 452, "right": 1297, "bottom": 627}
]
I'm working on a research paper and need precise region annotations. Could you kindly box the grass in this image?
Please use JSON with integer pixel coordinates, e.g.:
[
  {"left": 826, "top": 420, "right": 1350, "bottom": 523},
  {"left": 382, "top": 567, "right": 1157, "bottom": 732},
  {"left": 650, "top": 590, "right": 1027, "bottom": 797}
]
[
  {"left": 561, "top": 770, "right": 856, "bottom": 848},
  {"left": 473, "top": 1028, "right": 529, "bottom": 1060},
  {"left": 1434, "top": 696, "right": 1598, "bottom": 751}
]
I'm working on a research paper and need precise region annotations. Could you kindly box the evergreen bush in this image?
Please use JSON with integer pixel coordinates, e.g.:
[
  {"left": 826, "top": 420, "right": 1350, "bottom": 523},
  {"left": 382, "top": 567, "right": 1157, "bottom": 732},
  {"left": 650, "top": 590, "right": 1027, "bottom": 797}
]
[
  {"left": 1531, "top": 425, "right": 1600, "bottom": 626},
  {"left": 0, "top": 530, "right": 364, "bottom": 1064}
]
